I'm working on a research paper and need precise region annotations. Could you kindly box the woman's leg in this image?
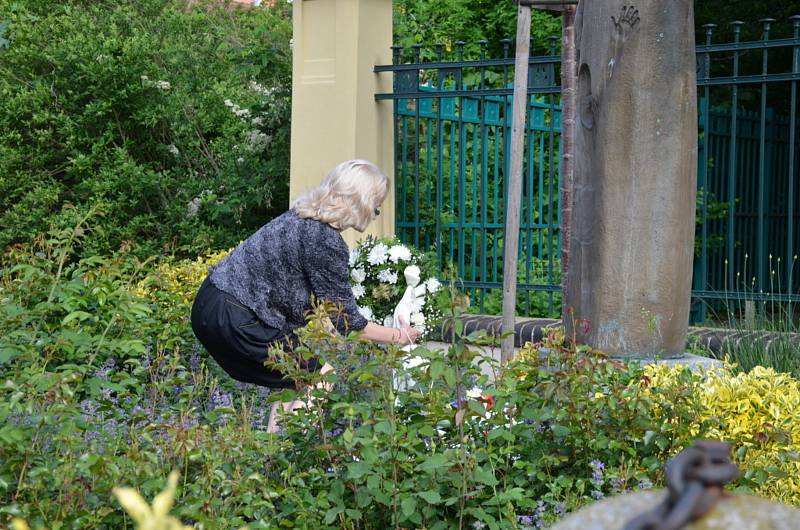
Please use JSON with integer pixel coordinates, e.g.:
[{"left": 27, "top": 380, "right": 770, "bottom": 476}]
[{"left": 265, "top": 362, "right": 334, "bottom": 433}]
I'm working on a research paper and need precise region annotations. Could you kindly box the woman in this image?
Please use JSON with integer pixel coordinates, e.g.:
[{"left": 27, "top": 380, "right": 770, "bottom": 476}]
[{"left": 191, "top": 160, "right": 419, "bottom": 422}]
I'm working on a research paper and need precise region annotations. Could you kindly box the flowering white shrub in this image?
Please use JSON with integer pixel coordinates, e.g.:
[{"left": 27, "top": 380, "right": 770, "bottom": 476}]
[{"left": 348, "top": 236, "right": 443, "bottom": 335}]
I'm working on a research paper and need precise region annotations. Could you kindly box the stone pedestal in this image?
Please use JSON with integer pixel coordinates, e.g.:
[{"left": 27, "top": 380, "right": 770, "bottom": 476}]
[
  {"left": 289, "top": 0, "right": 395, "bottom": 246},
  {"left": 564, "top": 1, "right": 697, "bottom": 357},
  {"left": 552, "top": 490, "right": 800, "bottom": 530}
]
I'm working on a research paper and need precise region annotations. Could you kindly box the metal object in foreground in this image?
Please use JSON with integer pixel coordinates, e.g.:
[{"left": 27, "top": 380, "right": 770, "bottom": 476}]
[
  {"left": 551, "top": 439, "right": 800, "bottom": 530},
  {"left": 623, "top": 440, "right": 739, "bottom": 530}
]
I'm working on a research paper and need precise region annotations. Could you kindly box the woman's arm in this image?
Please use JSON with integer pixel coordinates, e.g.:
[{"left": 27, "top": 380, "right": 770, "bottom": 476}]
[{"left": 360, "top": 321, "right": 419, "bottom": 346}]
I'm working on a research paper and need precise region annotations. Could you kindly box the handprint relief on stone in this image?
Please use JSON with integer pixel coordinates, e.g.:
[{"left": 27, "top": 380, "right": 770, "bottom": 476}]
[{"left": 608, "top": 5, "right": 640, "bottom": 78}]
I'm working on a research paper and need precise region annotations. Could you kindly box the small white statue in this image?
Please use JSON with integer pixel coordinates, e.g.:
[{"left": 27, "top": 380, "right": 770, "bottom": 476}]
[
  {"left": 392, "top": 265, "right": 427, "bottom": 390},
  {"left": 392, "top": 265, "right": 426, "bottom": 330}
]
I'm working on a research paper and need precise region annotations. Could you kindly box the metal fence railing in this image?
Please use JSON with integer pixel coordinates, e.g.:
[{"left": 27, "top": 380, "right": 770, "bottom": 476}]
[{"left": 377, "top": 17, "right": 800, "bottom": 324}]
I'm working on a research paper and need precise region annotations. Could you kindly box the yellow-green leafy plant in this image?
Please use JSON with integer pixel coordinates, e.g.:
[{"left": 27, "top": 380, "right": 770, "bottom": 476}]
[
  {"left": 641, "top": 363, "right": 800, "bottom": 504},
  {"left": 113, "top": 471, "right": 213, "bottom": 530},
  {"left": 703, "top": 366, "right": 800, "bottom": 503},
  {"left": 10, "top": 519, "right": 34, "bottom": 530},
  {"left": 137, "top": 249, "right": 230, "bottom": 305}
]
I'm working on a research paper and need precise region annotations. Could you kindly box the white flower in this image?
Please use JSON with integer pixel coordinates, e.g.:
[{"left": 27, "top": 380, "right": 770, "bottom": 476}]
[
  {"left": 466, "top": 387, "right": 483, "bottom": 399},
  {"left": 224, "top": 99, "right": 234, "bottom": 108},
  {"left": 377, "top": 269, "right": 398, "bottom": 284},
  {"left": 367, "top": 243, "right": 389, "bottom": 265},
  {"left": 167, "top": 144, "right": 179, "bottom": 156},
  {"left": 245, "top": 130, "right": 270, "bottom": 152},
  {"left": 348, "top": 248, "right": 360, "bottom": 267},
  {"left": 141, "top": 75, "right": 149, "bottom": 81},
  {"left": 249, "top": 80, "right": 275, "bottom": 97},
  {"left": 425, "top": 278, "right": 441, "bottom": 294},
  {"left": 410, "top": 311, "right": 426, "bottom": 327},
  {"left": 155, "top": 80, "right": 171, "bottom": 90},
  {"left": 186, "top": 198, "right": 201, "bottom": 218},
  {"left": 251, "top": 116, "right": 265, "bottom": 126},
  {"left": 358, "top": 305, "right": 374, "bottom": 321},
  {"left": 236, "top": 157, "right": 244, "bottom": 163},
  {"left": 351, "top": 267, "right": 366, "bottom": 283},
  {"left": 388, "top": 244, "right": 412, "bottom": 263},
  {"left": 351, "top": 284, "right": 365, "bottom": 299},
  {"left": 234, "top": 108, "right": 252, "bottom": 119}
]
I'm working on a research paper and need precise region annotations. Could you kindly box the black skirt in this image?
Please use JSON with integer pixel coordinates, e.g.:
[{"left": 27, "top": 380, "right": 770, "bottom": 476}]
[{"left": 190, "top": 277, "right": 319, "bottom": 388}]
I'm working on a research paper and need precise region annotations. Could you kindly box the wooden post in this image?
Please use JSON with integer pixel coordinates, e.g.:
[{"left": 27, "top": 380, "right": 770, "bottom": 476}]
[
  {"left": 501, "top": 3, "right": 532, "bottom": 362},
  {"left": 560, "top": 5, "right": 576, "bottom": 317}
]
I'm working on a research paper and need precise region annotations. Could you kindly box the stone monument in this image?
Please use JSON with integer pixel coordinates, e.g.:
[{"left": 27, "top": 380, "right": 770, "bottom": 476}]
[{"left": 564, "top": 1, "right": 698, "bottom": 357}]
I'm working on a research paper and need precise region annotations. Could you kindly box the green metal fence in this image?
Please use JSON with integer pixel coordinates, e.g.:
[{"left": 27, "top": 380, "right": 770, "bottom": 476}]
[{"left": 377, "top": 18, "right": 800, "bottom": 323}]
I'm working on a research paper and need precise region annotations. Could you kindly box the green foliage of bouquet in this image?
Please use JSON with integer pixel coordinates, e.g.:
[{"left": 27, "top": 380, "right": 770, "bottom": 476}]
[{"left": 348, "top": 236, "right": 444, "bottom": 335}]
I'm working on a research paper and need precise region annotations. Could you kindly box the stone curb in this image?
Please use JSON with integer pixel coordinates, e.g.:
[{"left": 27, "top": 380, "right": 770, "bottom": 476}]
[{"left": 436, "top": 315, "right": 798, "bottom": 355}]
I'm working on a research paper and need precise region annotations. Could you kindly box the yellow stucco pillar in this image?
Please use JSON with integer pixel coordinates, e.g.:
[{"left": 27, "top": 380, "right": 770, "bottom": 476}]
[{"left": 289, "top": 0, "right": 395, "bottom": 247}]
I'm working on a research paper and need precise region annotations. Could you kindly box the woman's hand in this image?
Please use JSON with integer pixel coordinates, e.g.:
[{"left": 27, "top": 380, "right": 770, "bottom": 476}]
[
  {"left": 397, "top": 316, "right": 419, "bottom": 346},
  {"left": 360, "top": 320, "right": 420, "bottom": 345}
]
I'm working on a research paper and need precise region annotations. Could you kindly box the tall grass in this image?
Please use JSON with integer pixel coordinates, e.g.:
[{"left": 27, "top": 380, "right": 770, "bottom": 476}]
[{"left": 700, "top": 253, "right": 800, "bottom": 377}]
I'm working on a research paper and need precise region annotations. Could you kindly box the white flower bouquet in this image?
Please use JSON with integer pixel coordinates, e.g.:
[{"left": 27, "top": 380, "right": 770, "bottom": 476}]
[{"left": 348, "top": 236, "right": 443, "bottom": 335}]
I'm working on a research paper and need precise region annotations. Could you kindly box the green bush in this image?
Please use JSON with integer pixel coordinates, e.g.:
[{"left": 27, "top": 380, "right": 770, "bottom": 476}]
[
  {"left": 0, "top": 0, "right": 293, "bottom": 258},
  {"left": 2, "top": 224, "right": 799, "bottom": 528},
  {"left": 0, "top": 223, "right": 680, "bottom": 528}
]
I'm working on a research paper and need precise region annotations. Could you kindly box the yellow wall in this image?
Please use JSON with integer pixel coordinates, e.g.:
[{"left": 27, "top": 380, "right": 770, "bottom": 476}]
[{"left": 289, "top": 0, "right": 395, "bottom": 247}]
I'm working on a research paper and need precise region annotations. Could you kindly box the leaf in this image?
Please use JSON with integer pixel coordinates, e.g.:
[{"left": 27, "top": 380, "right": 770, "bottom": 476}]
[
  {"left": 550, "top": 424, "right": 570, "bottom": 437},
  {"left": 474, "top": 466, "right": 499, "bottom": 486},
  {"left": 418, "top": 490, "right": 442, "bottom": 504},
  {"left": 468, "top": 400, "right": 487, "bottom": 416},
  {"left": 374, "top": 421, "right": 393, "bottom": 434},
  {"left": 401, "top": 496, "right": 417, "bottom": 517},
  {"left": 430, "top": 359, "right": 445, "bottom": 380},
  {"left": 415, "top": 453, "right": 449, "bottom": 472},
  {"left": 347, "top": 461, "right": 371, "bottom": 480},
  {"left": 0, "top": 347, "right": 22, "bottom": 364},
  {"left": 151, "top": 471, "right": 179, "bottom": 518},
  {"left": 324, "top": 507, "right": 343, "bottom": 524},
  {"left": 342, "top": 428, "right": 354, "bottom": 443},
  {"left": 61, "top": 311, "right": 92, "bottom": 325},
  {"left": 361, "top": 445, "right": 379, "bottom": 463},
  {"left": 112, "top": 487, "right": 151, "bottom": 523},
  {"left": 443, "top": 368, "right": 456, "bottom": 388},
  {"left": 488, "top": 428, "right": 512, "bottom": 442}
]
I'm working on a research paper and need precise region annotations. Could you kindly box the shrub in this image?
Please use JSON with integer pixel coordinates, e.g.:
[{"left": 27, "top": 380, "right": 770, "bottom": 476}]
[
  {"left": 0, "top": 0, "right": 293, "bottom": 257},
  {"left": 3, "top": 225, "right": 800, "bottom": 528},
  {"left": 642, "top": 363, "right": 800, "bottom": 504}
]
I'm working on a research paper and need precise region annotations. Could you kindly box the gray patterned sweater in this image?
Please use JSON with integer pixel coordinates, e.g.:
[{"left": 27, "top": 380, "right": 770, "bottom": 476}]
[{"left": 208, "top": 209, "right": 368, "bottom": 337}]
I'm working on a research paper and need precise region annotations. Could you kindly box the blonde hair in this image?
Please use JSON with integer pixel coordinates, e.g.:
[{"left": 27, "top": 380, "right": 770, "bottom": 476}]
[{"left": 292, "top": 160, "right": 390, "bottom": 232}]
